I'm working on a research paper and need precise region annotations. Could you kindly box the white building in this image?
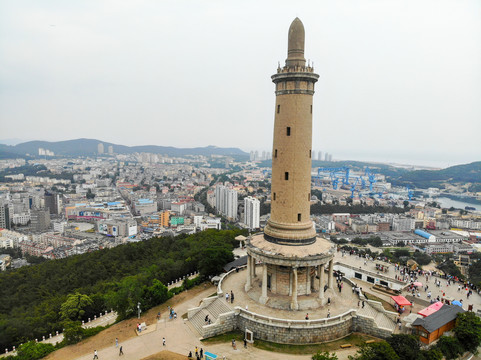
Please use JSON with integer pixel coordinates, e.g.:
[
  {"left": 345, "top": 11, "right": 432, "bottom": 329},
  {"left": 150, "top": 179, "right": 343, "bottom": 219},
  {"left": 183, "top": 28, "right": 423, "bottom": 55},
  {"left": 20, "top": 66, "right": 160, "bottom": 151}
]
[
  {"left": 244, "top": 196, "right": 260, "bottom": 230},
  {"left": 215, "top": 185, "right": 238, "bottom": 221},
  {"left": 392, "top": 217, "right": 415, "bottom": 231}
]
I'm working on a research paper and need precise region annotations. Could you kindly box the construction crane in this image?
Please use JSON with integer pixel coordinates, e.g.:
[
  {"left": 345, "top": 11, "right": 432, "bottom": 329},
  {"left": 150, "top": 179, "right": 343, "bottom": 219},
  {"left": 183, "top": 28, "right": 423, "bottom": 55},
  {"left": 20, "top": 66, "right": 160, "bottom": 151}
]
[
  {"left": 406, "top": 186, "right": 414, "bottom": 200},
  {"left": 364, "top": 167, "right": 377, "bottom": 191},
  {"left": 313, "top": 167, "right": 350, "bottom": 188}
]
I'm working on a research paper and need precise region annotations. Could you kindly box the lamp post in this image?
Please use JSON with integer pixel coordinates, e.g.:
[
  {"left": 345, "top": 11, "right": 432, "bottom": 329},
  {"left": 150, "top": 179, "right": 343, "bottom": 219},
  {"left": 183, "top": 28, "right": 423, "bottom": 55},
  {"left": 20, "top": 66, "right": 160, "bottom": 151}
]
[{"left": 137, "top": 302, "right": 141, "bottom": 319}]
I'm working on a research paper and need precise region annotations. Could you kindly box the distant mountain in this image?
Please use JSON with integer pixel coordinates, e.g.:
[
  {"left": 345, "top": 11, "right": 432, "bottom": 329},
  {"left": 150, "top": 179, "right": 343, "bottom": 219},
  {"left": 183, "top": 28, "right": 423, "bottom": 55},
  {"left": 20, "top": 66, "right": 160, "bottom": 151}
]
[
  {"left": 0, "top": 138, "right": 248, "bottom": 158},
  {"left": 387, "top": 161, "right": 481, "bottom": 189}
]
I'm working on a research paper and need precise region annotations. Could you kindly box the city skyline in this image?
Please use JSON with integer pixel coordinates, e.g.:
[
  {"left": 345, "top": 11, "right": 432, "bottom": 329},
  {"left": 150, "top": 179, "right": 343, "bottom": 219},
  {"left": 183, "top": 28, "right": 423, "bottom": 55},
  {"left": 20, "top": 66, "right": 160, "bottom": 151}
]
[{"left": 1, "top": 0, "right": 480, "bottom": 168}]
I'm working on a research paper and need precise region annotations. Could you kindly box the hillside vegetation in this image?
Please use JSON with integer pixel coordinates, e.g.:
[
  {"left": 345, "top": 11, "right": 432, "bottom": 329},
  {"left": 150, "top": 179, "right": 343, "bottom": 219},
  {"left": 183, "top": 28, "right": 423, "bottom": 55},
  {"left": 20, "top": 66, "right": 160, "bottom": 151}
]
[{"left": 0, "top": 229, "right": 245, "bottom": 350}]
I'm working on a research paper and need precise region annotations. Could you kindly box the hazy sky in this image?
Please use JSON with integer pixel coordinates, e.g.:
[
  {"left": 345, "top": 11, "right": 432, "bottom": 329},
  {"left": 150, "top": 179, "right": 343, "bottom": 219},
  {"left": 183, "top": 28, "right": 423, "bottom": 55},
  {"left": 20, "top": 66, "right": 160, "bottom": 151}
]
[{"left": 1, "top": 0, "right": 480, "bottom": 168}]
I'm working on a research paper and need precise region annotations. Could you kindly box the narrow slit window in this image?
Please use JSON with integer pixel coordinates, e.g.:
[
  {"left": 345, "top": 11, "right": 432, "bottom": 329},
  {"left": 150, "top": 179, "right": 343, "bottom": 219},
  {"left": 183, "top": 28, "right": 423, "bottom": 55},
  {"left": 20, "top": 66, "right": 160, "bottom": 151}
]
[
  {"left": 285, "top": 172, "right": 289, "bottom": 180},
  {"left": 273, "top": 193, "right": 276, "bottom": 200},
  {"left": 277, "top": 105, "right": 280, "bottom": 114},
  {"left": 286, "top": 127, "right": 291, "bottom": 136},
  {"left": 309, "top": 150, "right": 311, "bottom": 158},
  {"left": 308, "top": 193, "right": 310, "bottom": 201},
  {"left": 275, "top": 149, "right": 278, "bottom": 158},
  {"left": 310, "top": 105, "right": 312, "bottom": 114},
  {"left": 298, "top": 213, "right": 302, "bottom": 222}
]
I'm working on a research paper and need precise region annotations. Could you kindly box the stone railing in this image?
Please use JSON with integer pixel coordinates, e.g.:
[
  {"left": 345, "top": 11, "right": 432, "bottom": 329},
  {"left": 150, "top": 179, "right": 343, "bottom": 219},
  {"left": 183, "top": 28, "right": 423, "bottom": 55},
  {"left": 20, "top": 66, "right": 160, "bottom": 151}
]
[
  {"left": 217, "top": 265, "right": 246, "bottom": 295},
  {"left": 187, "top": 296, "right": 219, "bottom": 319},
  {"left": 168, "top": 271, "right": 200, "bottom": 288},
  {"left": 366, "top": 300, "right": 398, "bottom": 322},
  {"left": 3, "top": 310, "right": 116, "bottom": 355},
  {"left": 236, "top": 307, "right": 357, "bottom": 327}
]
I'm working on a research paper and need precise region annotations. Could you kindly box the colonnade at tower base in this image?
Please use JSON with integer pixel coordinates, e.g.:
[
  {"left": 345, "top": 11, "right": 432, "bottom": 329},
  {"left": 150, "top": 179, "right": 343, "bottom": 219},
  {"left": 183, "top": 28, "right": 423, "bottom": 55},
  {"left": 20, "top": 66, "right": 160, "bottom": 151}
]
[{"left": 245, "top": 233, "right": 335, "bottom": 310}]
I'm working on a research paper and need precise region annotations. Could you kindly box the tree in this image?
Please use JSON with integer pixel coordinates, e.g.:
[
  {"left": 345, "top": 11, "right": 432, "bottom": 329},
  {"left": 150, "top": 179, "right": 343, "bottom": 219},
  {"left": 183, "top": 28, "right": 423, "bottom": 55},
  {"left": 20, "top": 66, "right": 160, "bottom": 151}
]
[
  {"left": 349, "top": 341, "right": 399, "bottom": 360},
  {"left": 419, "top": 348, "right": 443, "bottom": 360},
  {"left": 386, "top": 334, "right": 420, "bottom": 360},
  {"left": 313, "top": 351, "right": 338, "bottom": 360},
  {"left": 60, "top": 292, "right": 93, "bottom": 321},
  {"left": 63, "top": 320, "right": 84, "bottom": 344},
  {"left": 454, "top": 311, "right": 481, "bottom": 353},
  {"left": 435, "top": 336, "right": 463, "bottom": 360},
  {"left": 403, "top": 200, "right": 409, "bottom": 208},
  {"left": 15, "top": 340, "right": 55, "bottom": 360}
]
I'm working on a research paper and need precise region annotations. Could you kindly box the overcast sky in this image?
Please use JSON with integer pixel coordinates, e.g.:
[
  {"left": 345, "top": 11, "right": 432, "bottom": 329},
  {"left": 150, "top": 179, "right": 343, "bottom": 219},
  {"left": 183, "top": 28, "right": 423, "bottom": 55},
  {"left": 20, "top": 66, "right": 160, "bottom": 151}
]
[{"left": 1, "top": 0, "right": 480, "bottom": 168}]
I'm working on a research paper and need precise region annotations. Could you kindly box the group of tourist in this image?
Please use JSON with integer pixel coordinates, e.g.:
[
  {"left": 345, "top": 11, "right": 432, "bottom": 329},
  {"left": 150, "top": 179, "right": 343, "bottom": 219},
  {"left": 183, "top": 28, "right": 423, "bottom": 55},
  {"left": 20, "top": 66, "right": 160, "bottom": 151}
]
[
  {"left": 225, "top": 290, "right": 235, "bottom": 303},
  {"left": 188, "top": 346, "right": 204, "bottom": 359}
]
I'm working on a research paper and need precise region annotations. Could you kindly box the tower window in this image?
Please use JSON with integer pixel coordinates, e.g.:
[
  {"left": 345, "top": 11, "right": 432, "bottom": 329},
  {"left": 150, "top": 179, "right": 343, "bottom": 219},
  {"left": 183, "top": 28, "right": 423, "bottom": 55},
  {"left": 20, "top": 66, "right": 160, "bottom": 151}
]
[
  {"left": 310, "top": 105, "right": 312, "bottom": 114},
  {"left": 275, "top": 149, "right": 278, "bottom": 158},
  {"left": 309, "top": 150, "right": 311, "bottom": 158},
  {"left": 298, "top": 213, "right": 302, "bottom": 221},
  {"left": 273, "top": 193, "right": 276, "bottom": 200},
  {"left": 277, "top": 105, "right": 280, "bottom": 114},
  {"left": 286, "top": 127, "right": 291, "bottom": 136},
  {"left": 308, "top": 193, "right": 310, "bottom": 201},
  {"left": 285, "top": 172, "right": 289, "bottom": 180}
]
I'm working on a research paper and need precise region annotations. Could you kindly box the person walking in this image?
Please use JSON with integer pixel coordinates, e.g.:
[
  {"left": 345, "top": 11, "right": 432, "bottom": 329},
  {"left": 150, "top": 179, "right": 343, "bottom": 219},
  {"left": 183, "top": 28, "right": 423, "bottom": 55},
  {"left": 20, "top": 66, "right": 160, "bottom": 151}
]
[
  {"left": 200, "top": 348, "right": 203, "bottom": 358},
  {"left": 119, "top": 346, "right": 124, "bottom": 356},
  {"left": 115, "top": 338, "right": 118, "bottom": 347},
  {"left": 244, "top": 338, "right": 247, "bottom": 348},
  {"left": 162, "top": 337, "right": 166, "bottom": 346},
  {"left": 93, "top": 350, "right": 99, "bottom": 359}
]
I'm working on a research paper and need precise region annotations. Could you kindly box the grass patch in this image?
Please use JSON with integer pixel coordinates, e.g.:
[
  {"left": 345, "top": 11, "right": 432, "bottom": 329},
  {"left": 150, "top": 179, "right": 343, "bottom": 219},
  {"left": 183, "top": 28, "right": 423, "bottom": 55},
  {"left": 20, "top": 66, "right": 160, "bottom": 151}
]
[
  {"left": 202, "top": 331, "right": 380, "bottom": 355},
  {"left": 208, "top": 292, "right": 218, "bottom": 297},
  {"left": 364, "top": 292, "right": 395, "bottom": 311}
]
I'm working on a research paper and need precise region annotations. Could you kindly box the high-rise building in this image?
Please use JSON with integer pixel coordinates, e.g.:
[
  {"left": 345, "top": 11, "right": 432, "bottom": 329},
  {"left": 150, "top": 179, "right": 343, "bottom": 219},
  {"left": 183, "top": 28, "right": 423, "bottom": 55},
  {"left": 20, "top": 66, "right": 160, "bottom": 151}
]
[
  {"left": 44, "top": 191, "right": 61, "bottom": 215},
  {"left": 318, "top": 151, "right": 322, "bottom": 161},
  {"left": 0, "top": 203, "right": 10, "bottom": 230},
  {"left": 214, "top": 185, "right": 238, "bottom": 221},
  {"left": 324, "top": 152, "right": 329, "bottom": 161},
  {"left": 108, "top": 145, "right": 114, "bottom": 155},
  {"left": 225, "top": 189, "right": 238, "bottom": 221},
  {"left": 160, "top": 210, "right": 170, "bottom": 227},
  {"left": 244, "top": 196, "right": 260, "bottom": 230},
  {"left": 30, "top": 209, "right": 50, "bottom": 232},
  {"left": 98, "top": 143, "right": 104, "bottom": 154}
]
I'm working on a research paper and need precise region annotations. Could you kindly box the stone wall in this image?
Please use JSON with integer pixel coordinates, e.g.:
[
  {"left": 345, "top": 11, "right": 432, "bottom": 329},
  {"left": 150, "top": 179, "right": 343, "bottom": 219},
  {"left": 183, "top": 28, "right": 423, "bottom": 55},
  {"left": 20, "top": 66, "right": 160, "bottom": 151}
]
[
  {"left": 202, "top": 311, "right": 237, "bottom": 338},
  {"left": 352, "top": 314, "right": 392, "bottom": 339},
  {"left": 236, "top": 308, "right": 355, "bottom": 344}
]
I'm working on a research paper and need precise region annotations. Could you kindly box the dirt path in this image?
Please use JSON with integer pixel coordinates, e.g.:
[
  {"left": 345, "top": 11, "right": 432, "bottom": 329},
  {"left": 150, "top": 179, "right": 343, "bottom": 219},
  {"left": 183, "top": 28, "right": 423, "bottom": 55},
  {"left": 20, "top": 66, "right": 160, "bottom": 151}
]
[{"left": 44, "top": 283, "right": 215, "bottom": 360}]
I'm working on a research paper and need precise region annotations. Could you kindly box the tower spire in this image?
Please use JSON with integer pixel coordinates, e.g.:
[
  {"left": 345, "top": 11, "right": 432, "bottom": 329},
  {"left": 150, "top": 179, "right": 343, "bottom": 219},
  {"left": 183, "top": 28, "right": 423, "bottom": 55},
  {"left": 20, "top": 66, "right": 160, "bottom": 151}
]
[{"left": 286, "top": 17, "right": 306, "bottom": 67}]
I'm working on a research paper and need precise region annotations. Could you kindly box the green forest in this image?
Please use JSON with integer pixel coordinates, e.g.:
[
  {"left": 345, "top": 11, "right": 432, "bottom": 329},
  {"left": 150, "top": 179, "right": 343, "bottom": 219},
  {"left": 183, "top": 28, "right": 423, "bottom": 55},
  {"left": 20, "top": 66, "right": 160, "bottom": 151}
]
[{"left": 0, "top": 229, "right": 246, "bottom": 350}]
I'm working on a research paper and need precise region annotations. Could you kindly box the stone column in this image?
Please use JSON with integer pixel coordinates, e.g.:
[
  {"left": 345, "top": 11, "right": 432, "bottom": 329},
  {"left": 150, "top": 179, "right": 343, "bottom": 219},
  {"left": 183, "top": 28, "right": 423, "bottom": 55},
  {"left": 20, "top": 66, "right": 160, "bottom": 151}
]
[
  {"left": 328, "top": 259, "right": 334, "bottom": 289},
  {"left": 319, "top": 264, "right": 325, "bottom": 300},
  {"left": 252, "top": 258, "right": 256, "bottom": 277},
  {"left": 245, "top": 255, "right": 252, "bottom": 291},
  {"left": 259, "top": 263, "right": 268, "bottom": 304},
  {"left": 306, "top": 266, "right": 311, "bottom": 295},
  {"left": 291, "top": 267, "right": 299, "bottom": 310}
]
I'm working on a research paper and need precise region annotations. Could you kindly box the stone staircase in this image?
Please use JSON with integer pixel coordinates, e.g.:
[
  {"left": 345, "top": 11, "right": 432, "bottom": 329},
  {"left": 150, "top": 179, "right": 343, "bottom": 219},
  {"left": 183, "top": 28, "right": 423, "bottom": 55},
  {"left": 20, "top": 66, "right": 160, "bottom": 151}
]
[
  {"left": 357, "top": 302, "right": 396, "bottom": 333},
  {"left": 189, "top": 297, "right": 232, "bottom": 336}
]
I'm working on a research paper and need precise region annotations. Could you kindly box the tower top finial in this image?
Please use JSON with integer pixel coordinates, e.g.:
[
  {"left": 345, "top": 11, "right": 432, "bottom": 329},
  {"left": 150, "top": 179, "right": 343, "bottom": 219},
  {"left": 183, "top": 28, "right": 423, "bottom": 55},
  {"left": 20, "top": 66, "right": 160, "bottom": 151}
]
[{"left": 287, "top": 17, "right": 305, "bottom": 67}]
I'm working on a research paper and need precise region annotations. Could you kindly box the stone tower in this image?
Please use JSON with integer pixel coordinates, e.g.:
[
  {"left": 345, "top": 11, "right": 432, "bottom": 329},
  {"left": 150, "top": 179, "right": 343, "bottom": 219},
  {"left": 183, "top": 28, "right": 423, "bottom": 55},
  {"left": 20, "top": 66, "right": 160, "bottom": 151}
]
[
  {"left": 264, "top": 17, "right": 319, "bottom": 245},
  {"left": 245, "top": 18, "right": 334, "bottom": 311}
]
